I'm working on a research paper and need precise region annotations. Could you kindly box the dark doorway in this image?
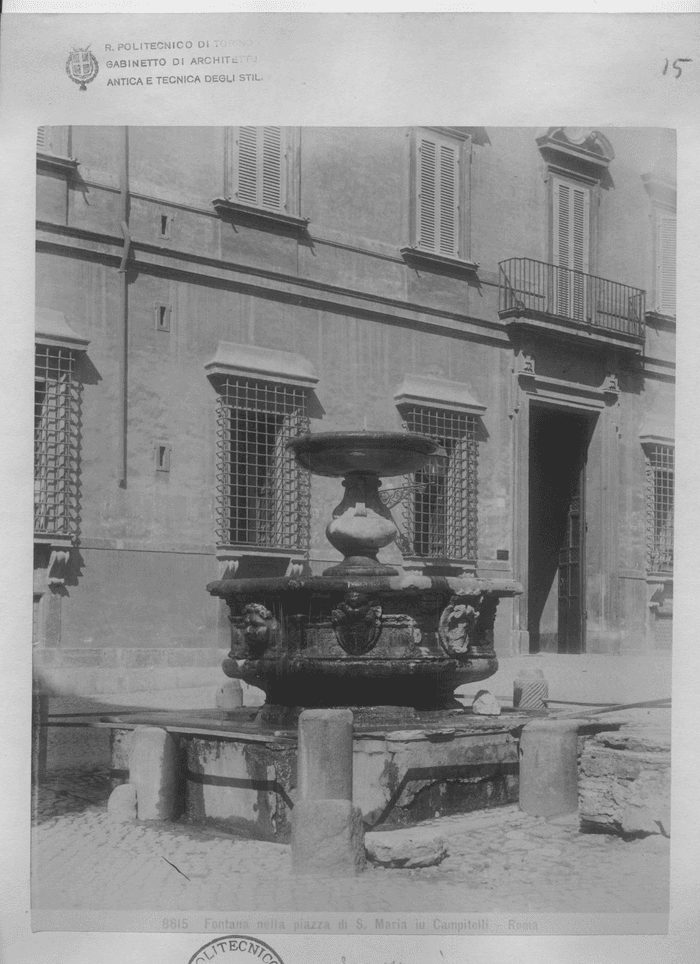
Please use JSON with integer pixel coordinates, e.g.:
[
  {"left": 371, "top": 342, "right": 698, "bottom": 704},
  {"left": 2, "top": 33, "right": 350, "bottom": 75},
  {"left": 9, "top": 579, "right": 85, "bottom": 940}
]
[{"left": 528, "top": 406, "right": 594, "bottom": 654}]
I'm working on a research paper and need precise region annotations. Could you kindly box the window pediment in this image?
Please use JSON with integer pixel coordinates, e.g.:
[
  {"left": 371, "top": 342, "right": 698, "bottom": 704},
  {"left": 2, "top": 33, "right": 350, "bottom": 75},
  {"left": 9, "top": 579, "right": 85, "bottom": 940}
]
[
  {"left": 35, "top": 307, "right": 89, "bottom": 350},
  {"left": 537, "top": 127, "right": 615, "bottom": 174},
  {"left": 394, "top": 373, "right": 485, "bottom": 415},
  {"left": 204, "top": 341, "right": 318, "bottom": 389}
]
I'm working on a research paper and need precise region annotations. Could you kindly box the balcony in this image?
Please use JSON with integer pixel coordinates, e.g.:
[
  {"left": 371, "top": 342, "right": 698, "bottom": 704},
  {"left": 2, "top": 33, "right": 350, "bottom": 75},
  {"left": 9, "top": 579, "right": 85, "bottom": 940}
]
[{"left": 499, "top": 258, "right": 646, "bottom": 352}]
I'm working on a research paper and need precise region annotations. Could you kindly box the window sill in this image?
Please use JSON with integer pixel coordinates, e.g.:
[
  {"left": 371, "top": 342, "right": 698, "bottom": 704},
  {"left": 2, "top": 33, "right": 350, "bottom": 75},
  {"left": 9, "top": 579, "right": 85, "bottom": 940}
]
[
  {"left": 645, "top": 310, "right": 676, "bottom": 329},
  {"left": 216, "top": 546, "right": 307, "bottom": 560},
  {"left": 37, "top": 152, "right": 79, "bottom": 177},
  {"left": 402, "top": 556, "right": 477, "bottom": 573},
  {"left": 212, "top": 197, "right": 310, "bottom": 234},
  {"left": 215, "top": 545, "right": 307, "bottom": 579},
  {"left": 400, "top": 246, "right": 479, "bottom": 276},
  {"left": 34, "top": 534, "right": 74, "bottom": 548}
]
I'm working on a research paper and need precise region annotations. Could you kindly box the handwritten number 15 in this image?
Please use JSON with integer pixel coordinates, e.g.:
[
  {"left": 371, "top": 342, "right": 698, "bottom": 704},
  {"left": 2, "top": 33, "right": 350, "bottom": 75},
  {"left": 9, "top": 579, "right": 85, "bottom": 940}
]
[{"left": 663, "top": 58, "right": 692, "bottom": 78}]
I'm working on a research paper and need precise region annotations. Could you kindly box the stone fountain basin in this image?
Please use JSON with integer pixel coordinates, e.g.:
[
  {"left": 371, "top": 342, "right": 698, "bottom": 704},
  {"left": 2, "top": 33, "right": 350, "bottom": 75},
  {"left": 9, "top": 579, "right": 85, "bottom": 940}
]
[
  {"left": 106, "top": 705, "right": 531, "bottom": 841},
  {"left": 207, "top": 572, "right": 522, "bottom": 712},
  {"left": 286, "top": 431, "right": 441, "bottom": 477}
]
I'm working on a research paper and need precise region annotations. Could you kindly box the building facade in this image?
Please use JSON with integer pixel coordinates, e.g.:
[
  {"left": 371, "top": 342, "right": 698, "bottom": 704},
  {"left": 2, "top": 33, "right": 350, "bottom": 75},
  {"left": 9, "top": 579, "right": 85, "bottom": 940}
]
[{"left": 34, "top": 125, "right": 676, "bottom": 695}]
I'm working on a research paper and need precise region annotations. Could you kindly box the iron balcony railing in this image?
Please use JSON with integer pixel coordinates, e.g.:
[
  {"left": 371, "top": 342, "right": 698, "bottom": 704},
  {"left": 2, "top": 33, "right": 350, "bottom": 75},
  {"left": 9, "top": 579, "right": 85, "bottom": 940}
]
[{"left": 499, "top": 258, "right": 646, "bottom": 341}]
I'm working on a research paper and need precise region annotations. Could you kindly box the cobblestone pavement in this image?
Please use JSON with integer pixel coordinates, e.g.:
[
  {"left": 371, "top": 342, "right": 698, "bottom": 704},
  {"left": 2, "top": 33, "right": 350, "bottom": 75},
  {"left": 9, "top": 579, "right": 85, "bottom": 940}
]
[{"left": 32, "top": 767, "right": 670, "bottom": 915}]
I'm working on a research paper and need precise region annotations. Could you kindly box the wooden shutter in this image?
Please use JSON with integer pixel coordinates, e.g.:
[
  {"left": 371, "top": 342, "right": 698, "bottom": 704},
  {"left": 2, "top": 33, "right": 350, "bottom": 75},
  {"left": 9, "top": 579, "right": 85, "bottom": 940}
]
[
  {"left": 553, "top": 177, "right": 590, "bottom": 274},
  {"left": 417, "top": 133, "right": 459, "bottom": 256},
  {"left": 657, "top": 214, "right": 676, "bottom": 315},
  {"left": 552, "top": 176, "right": 590, "bottom": 319},
  {"left": 234, "top": 126, "right": 285, "bottom": 211},
  {"left": 37, "top": 127, "right": 47, "bottom": 151}
]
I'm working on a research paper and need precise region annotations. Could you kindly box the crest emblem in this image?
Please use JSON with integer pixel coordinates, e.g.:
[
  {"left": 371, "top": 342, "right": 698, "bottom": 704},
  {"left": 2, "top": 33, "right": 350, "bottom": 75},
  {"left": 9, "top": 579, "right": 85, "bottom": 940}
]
[
  {"left": 66, "top": 47, "right": 99, "bottom": 91},
  {"left": 331, "top": 591, "right": 382, "bottom": 656}
]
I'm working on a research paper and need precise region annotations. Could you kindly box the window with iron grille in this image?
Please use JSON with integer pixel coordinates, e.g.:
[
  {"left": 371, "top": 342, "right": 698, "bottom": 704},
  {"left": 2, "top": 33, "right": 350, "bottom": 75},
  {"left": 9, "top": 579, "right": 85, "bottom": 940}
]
[
  {"left": 645, "top": 444, "right": 674, "bottom": 573},
  {"left": 215, "top": 377, "right": 310, "bottom": 550},
  {"left": 397, "top": 406, "right": 478, "bottom": 562},
  {"left": 34, "top": 345, "right": 81, "bottom": 539}
]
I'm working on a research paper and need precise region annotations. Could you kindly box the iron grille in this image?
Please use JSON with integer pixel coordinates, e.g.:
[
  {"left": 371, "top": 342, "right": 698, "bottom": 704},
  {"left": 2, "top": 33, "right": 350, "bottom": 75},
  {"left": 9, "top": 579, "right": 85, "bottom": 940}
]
[
  {"left": 498, "top": 258, "right": 646, "bottom": 341},
  {"left": 215, "top": 377, "right": 310, "bottom": 550},
  {"left": 34, "top": 345, "right": 80, "bottom": 539},
  {"left": 394, "top": 406, "right": 478, "bottom": 562},
  {"left": 646, "top": 444, "right": 674, "bottom": 573}
]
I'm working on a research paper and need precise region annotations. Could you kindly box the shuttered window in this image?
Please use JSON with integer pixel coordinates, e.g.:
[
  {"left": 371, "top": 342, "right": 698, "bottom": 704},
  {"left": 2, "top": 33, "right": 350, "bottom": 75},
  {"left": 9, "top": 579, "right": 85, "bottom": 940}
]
[
  {"left": 233, "top": 126, "right": 286, "bottom": 212},
  {"left": 416, "top": 132, "right": 460, "bottom": 257},
  {"left": 552, "top": 176, "right": 591, "bottom": 321},
  {"left": 37, "top": 127, "right": 47, "bottom": 151},
  {"left": 656, "top": 214, "right": 676, "bottom": 316}
]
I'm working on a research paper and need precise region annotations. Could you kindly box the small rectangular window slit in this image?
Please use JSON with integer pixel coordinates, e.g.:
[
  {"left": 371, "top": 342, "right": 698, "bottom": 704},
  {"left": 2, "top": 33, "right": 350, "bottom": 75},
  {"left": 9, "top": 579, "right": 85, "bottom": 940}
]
[
  {"left": 155, "top": 304, "right": 171, "bottom": 332},
  {"left": 158, "top": 213, "right": 173, "bottom": 240},
  {"left": 155, "top": 443, "right": 171, "bottom": 473}
]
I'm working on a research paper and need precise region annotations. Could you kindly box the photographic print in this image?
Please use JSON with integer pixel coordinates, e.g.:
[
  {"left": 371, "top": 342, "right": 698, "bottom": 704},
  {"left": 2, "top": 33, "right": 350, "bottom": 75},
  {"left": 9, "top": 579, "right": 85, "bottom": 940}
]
[{"left": 30, "top": 120, "right": 673, "bottom": 924}]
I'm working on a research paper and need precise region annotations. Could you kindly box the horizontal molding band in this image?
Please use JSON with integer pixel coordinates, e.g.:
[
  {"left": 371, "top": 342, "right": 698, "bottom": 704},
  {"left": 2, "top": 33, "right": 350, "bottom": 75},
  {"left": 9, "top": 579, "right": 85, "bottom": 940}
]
[
  {"left": 79, "top": 538, "right": 215, "bottom": 555},
  {"left": 35, "top": 221, "right": 511, "bottom": 348},
  {"left": 36, "top": 220, "right": 674, "bottom": 374}
]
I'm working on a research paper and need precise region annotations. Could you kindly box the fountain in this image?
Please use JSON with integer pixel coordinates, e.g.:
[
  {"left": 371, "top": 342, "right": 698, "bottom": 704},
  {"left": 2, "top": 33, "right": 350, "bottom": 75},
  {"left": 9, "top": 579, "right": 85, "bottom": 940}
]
[
  {"left": 208, "top": 431, "right": 520, "bottom": 719},
  {"left": 107, "top": 431, "right": 525, "bottom": 839}
]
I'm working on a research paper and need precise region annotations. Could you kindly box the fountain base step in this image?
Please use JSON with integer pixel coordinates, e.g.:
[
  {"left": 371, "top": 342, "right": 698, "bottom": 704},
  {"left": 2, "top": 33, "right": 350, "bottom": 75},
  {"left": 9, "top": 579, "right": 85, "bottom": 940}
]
[{"left": 104, "top": 707, "right": 532, "bottom": 841}]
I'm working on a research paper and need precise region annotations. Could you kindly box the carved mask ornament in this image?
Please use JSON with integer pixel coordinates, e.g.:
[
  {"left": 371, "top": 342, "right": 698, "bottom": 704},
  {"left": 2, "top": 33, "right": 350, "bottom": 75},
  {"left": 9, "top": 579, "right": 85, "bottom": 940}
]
[
  {"left": 241, "top": 602, "right": 277, "bottom": 654},
  {"left": 438, "top": 595, "right": 482, "bottom": 657}
]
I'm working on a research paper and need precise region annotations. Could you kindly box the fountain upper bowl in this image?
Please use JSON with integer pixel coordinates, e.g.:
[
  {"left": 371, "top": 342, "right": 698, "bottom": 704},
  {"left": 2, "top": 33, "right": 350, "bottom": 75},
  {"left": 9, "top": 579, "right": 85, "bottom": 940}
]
[{"left": 287, "top": 431, "right": 441, "bottom": 478}]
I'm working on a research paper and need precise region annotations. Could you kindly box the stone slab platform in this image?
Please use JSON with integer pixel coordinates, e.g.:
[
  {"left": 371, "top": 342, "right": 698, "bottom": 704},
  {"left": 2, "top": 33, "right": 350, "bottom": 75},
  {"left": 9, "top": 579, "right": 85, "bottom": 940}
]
[{"left": 103, "top": 707, "right": 534, "bottom": 841}]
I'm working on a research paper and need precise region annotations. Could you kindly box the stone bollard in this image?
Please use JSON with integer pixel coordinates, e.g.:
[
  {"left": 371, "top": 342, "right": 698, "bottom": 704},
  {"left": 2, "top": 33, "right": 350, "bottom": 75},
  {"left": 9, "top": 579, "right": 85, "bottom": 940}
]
[
  {"left": 129, "top": 726, "right": 181, "bottom": 821},
  {"left": 297, "top": 708, "right": 354, "bottom": 801},
  {"left": 519, "top": 719, "right": 580, "bottom": 818},
  {"left": 291, "top": 709, "right": 365, "bottom": 876},
  {"left": 107, "top": 783, "right": 137, "bottom": 822},
  {"left": 513, "top": 666, "right": 549, "bottom": 711},
  {"left": 216, "top": 679, "right": 244, "bottom": 711}
]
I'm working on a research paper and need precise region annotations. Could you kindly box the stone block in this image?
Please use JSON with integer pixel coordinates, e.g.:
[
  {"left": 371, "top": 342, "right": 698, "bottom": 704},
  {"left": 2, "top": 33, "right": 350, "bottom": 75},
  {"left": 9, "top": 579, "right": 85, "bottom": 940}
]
[
  {"left": 513, "top": 667, "right": 549, "bottom": 710},
  {"left": 579, "top": 731, "right": 671, "bottom": 837},
  {"left": 472, "top": 690, "right": 501, "bottom": 715},
  {"left": 298, "top": 709, "right": 353, "bottom": 801},
  {"left": 291, "top": 798, "right": 365, "bottom": 876},
  {"left": 519, "top": 719, "right": 579, "bottom": 818},
  {"left": 215, "top": 680, "right": 244, "bottom": 710},
  {"left": 107, "top": 783, "right": 137, "bottom": 822},
  {"left": 130, "top": 726, "right": 182, "bottom": 821},
  {"left": 365, "top": 827, "right": 447, "bottom": 868}
]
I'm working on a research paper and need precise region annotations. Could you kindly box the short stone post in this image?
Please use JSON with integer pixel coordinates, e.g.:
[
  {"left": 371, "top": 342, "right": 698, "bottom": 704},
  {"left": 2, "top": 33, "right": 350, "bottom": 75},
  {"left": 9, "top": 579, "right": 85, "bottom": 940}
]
[
  {"left": 216, "top": 679, "right": 244, "bottom": 711},
  {"left": 519, "top": 719, "right": 580, "bottom": 818},
  {"left": 130, "top": 726, "right": 182, "bottom": 821},
  {"left": 298, "top": 708, "right": 354, "bottom": 801},
  {"left": 291, "top": 709, "right": 365, "bottom": 876}
]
